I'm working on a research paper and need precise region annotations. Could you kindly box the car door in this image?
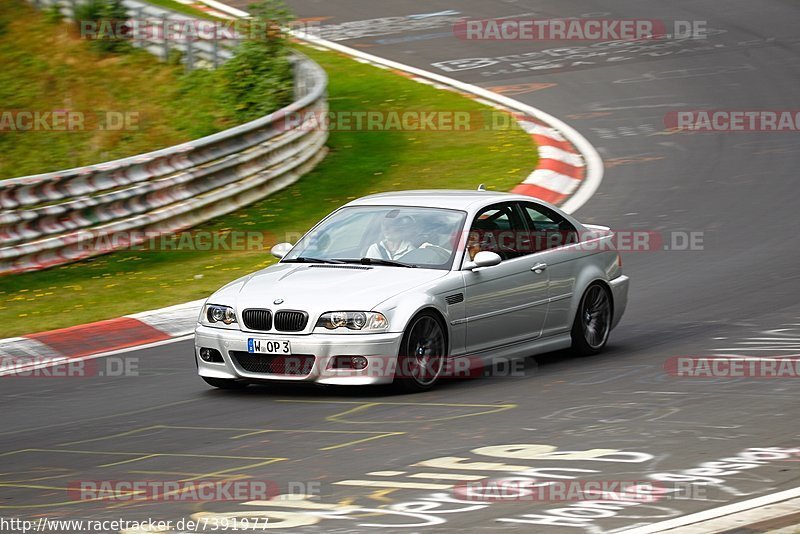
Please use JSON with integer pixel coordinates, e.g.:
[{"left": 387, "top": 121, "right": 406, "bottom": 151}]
[
  {"left": 518, "top": 201, "right": 585, "bottom": 338},
  {"left": 462, "top": 202, "right": 550, "bottom": 354}
]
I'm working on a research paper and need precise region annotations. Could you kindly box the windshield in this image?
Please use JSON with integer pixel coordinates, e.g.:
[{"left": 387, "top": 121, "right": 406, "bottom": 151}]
[{"left": 283, "top": 206, "right": 467, "bottom": 270}]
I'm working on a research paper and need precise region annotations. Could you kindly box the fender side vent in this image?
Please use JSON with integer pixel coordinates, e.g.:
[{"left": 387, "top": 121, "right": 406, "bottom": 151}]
[{"left": 445, "top": 293, "right": 464, "bottom": 305}]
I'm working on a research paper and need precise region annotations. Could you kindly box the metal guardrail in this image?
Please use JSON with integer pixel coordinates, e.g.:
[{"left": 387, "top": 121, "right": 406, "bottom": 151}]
[
  {"left": 0, "top": 51, "right": 329, "bottom": 274},
  {"left": 31, "top": 0, "right": 238, "bottom": 68}
]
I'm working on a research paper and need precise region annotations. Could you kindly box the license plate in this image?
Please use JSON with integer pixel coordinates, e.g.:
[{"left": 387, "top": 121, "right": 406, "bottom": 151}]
[{"left": 247, "top": 338, "right": 291, "bottom": 355}]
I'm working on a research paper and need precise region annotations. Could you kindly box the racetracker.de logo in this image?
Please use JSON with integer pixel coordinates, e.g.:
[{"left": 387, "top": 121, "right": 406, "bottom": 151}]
[
  {"left": 453, "top": 480, "right": 663, "bottom": 502},
  {"left": 665, "top": 110, "right": 800, "bottom": 131},
  {"left": 67, "top": 480, "right": 283, "bottom": 501},
  {"left": 664, "top": 356, "right": 800, "bottom": 378},
  {"left": 453, "top": 19, "right": 707, "bottom": 41}
]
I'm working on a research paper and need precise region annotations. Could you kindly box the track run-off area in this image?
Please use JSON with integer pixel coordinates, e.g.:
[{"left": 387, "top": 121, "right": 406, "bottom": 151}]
[{"left": 1, "top": 0, "right": 799, "bottom": 532}]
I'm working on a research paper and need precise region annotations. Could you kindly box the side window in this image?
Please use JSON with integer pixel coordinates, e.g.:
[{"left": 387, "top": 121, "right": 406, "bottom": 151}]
[
  {"left": 467, "top": 203, "right": 526, "bottom": 261},
  {"left": 519, "top": 202, "right": 579, "bottom": 252}
]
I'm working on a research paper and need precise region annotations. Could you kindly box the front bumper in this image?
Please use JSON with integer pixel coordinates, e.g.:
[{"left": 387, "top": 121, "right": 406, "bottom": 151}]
[
  {"left": 609, "top": 274, "right": 630, "bottom": 330},
  {"left": 194, "top": 325, "right": 404, "bottom": 385}
]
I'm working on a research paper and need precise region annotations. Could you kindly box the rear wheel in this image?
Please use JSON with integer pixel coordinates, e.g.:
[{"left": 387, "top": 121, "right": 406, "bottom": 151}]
[
  {"left": 395, "top": 312, "right": 447, "bottom": 392},
  {"left": 571, "top": 283, "right": 612, "bottom": 357},
  {"left": 202, "top": 376, "right": 248, "bottom": 390}
]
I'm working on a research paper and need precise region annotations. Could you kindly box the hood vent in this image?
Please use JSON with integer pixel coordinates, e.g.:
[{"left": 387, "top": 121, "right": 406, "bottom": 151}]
[
  {"left": 308, "top": 264, "right": 372, "bottom": 270},
  {"left": 445, "top": 293, "right": 464, "bottom": 305}
]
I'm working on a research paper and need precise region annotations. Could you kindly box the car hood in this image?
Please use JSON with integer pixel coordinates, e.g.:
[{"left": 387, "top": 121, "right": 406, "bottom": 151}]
[{"left": 210, "top": 263, "right": 447, "bottom": 328}]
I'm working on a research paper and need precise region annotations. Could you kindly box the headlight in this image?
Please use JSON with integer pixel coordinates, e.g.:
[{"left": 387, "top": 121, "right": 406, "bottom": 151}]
[
  {"left": 202, "top": 304, "right": 238, "bottom": 327},
  {"left": 316, "top": 311, "right": 389, "bottom": 331}
]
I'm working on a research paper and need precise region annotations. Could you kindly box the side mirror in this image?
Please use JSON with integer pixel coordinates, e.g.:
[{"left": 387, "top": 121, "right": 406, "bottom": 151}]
[
  {"left": 463, "top": 251, "right": 502, "bottom": 271},
  {"left": 271, "top": 242, "right": 293, "bottom": 259}
]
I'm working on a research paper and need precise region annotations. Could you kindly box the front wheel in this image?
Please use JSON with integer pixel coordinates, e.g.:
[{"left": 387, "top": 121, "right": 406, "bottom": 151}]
[
  {"left": 571, "top": 283, "right": 612, "bottom": 357},
  {"left": 202, "top": 376, "right": 249, "bottom": 390},
  {"left": 394, "top": 312, "right": 447, "bottom": 392}
]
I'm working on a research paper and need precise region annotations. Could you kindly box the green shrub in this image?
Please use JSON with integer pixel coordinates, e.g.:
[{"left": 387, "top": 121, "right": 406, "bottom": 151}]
[
  {"left": 45, "top": 3, "right": 64, "bottom": 23},
  {"left": 74, "top": 0, "right": 130, "bottom": 54},
  {"left": 218, "top": 0, "right": 294, "bottom": 122}
]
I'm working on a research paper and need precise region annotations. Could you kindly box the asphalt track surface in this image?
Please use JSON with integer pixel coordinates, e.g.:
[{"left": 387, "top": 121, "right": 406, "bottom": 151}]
[{"left": 2, "top": 1, "right": 800, "bottom": 532}]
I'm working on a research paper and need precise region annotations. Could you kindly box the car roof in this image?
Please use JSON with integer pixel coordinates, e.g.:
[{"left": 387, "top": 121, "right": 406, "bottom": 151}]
[{"left": 346, "top": 189, "right": 539, "bottom": 211}]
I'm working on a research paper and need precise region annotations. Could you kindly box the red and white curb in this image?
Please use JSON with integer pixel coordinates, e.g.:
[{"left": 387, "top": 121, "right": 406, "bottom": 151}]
[
  {"left": 1, "top": 9, "right": 603, "bottom": 371},
  {"left": 289, "top": 30, "right": 602, "bottom": 215},
  {"left": 513, "top": 118, "right": 586, "bottom": 206},
  {"left": 0, "top": 300, "right": 203, "bottom": 376}
]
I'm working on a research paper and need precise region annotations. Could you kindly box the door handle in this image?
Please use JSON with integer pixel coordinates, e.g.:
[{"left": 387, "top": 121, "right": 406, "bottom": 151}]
[{"left": 531, "top": 262, "right": 547, "bottom": 274}]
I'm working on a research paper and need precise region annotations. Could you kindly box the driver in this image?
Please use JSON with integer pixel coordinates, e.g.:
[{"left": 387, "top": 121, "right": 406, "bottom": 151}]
[{"left": 366, "top": 215, "right": 416, "bottom": 261}]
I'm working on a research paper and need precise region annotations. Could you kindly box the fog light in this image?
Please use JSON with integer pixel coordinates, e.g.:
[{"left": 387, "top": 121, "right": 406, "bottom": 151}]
[
  {"left": 199, "top": 347, "right": 223, "bottom": 363},
  {"left": 329, "top": 355, "right": 369, "bottom": 370},
  {"left": 351, "top": 356, "right": 368, "bottom": 370}
]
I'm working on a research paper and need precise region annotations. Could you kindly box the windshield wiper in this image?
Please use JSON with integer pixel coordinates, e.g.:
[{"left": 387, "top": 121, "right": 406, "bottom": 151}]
[
  {"left": 282, "top": 257, "right": 346, "bottom": 264},
  {"left": 337, "top": 258, "right": 417, "bottom": 268}
]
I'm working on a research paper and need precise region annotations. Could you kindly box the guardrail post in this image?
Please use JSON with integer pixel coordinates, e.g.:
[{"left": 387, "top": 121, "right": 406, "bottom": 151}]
[
  {"left": 186, "top": 34, "right": 194, "bottom": 71},
  {"left": 161, "top": 15, "right": 169, "bottom": 60},
  {"left": 212, "top": 25, "right": 219, "bottom": 69},
  {"left": 134, "top": 7, "right": 143, "bottom": 50}
]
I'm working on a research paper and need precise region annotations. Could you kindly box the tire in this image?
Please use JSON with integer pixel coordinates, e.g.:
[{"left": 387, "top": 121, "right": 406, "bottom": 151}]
[
  {"left": 394, "top": 311, "right": 447, "bottom": 392},
  {"left": 202, "top": 376, "right": 249, "bottom": 390},
  {"left": 571, "top": 283, "right": 612, "bottom": 357}
]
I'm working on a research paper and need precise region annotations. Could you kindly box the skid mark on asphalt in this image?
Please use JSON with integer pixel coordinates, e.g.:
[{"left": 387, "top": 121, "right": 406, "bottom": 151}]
[
  {"left": 708, "top": 319, "right": 800, "bottom": 355},
  {"left": 276, "top": 400, "right": 517, "bottom": 424},
  {"left": 604, "top": 154, "right": 665, "bottom": 168},
  {"left": 488, "top": 82, "right": 557, "bottom": 96}
]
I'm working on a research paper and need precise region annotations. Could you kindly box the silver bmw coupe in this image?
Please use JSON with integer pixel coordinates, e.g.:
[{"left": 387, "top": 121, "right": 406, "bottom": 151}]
[{"left": 195, "top": 190, "right": 629, "bottom": 392}]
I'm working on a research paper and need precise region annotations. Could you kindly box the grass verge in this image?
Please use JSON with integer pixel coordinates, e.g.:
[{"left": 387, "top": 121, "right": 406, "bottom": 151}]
[
  {"left": 0, "top": 44, "right": 537, "bottom": 336},
  {"left": 0, "top": 0, "right": 238, "bottom": 179}
]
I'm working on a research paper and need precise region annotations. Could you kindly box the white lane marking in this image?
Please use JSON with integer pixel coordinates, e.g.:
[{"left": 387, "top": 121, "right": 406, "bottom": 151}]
[
  {"left": 194, "top": 0, "right": 249, "bottom": 18},
  {"left": 285, "top": 31, "right": 604, "bottom": 215},
  {"left": 0, "top": 335, "right": 193, "bottom": 377},
  {"left": 665, "top": 497, "right": 800, "bottom": 534},
  {"left": 539, "top": 145, "right": 586, "bottom": 167},
  {"left": 125, "top": 298, "right": 206, "bottom": 319},
  {"left": 408, "top": 10, "right": 460, "bottom": 19},
  {"left": 523, "top": 170, "right": 582, "bottom": 195},
  {"left": 618, "top": 486, "right": 800, "bottom": 534},
  {"left": 127, "top": 298, "right": 205, "bottom": 337}
]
